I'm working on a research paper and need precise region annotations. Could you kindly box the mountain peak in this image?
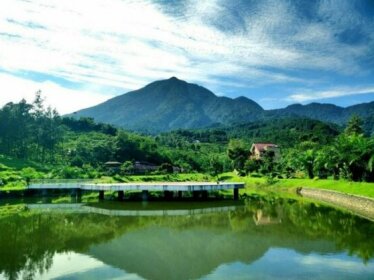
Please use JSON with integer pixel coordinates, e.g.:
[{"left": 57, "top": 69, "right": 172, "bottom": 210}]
[
  {"left": 235, "top": 96, "right": 254, "bottom": 103},
  {"left": 168, "top": 76, "right": 180, "bottom": 81},
  {"left": 164, "top": 76, "right": 186, "bottom": 85}
]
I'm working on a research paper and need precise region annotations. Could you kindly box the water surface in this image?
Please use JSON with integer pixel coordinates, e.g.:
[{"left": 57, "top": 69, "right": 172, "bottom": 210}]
[{"left": 0, "top": 196, "right": 373, "bottom": 279}]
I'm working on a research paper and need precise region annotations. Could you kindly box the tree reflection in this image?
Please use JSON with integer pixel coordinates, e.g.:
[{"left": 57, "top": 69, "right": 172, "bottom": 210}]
[{"left": 0, "top": 197, "right": 373, "bottom": 279}]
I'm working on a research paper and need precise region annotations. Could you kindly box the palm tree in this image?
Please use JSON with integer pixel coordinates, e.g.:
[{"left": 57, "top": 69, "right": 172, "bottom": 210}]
[{"left": 333, "top": 134, "right": 373, "bottom": 181}]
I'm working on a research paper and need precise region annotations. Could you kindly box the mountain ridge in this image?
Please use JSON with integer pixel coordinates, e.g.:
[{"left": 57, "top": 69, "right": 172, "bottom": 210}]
[{"left": 73, "top": 77, "right": 374, "bottom": 133}]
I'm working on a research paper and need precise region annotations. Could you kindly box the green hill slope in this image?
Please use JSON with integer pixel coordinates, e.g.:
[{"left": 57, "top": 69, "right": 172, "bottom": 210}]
[{"left": 73, "top": 77, "right": 374, "bottom": 134}]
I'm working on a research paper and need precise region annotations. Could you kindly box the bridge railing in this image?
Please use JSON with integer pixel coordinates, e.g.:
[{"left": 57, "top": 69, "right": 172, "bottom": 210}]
[{"left": 29, "top": 179, "right": 95, "bottom": 185}]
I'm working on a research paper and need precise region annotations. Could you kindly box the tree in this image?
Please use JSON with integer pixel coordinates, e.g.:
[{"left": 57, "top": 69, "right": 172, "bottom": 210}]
[
  {"left": 32, "top": 90, "right": 45, "bottom": 119},
  {"left": 0, "top": 100, "right": 33, "bottom": 157},
  {"left": 313, "top": 146, "right": 339, "bottom": 179},
  {"left": 158, "top": 163, "right": 174, "bottom": 174},
  {"left": 36, "top": 107, "right": 63, "bottom": 162},
  {"left": 259, "top": 150, "right": 277, "bottom": 177},
  {"left": 121, "top": 161, "right": 134, "bottom": 175},
  {"left": 227, "top": 139, "right": 249, "bottom": 175},
  {"left": 295, "top": 142, "right": 318, "bottom": 179},
  {"left": 329, "top": 133, "right": 374, "bottom": 181},
  {"left": 208, "top": 156, "right": 223, "bottom": 178},
  {"left": 345, "top": 115, "right": 364, "bottom": 135},
  {"left": 244, "top": 158, "right": 260, "bottom": 175}
]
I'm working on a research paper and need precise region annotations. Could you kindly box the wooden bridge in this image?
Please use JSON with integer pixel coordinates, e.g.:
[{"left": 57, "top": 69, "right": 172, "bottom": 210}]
[{"left": 28, "top": 180, "right": 245, "bottom": 200}]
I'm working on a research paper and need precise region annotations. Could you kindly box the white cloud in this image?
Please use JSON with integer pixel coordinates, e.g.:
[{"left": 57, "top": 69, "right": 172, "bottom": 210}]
[
  {"left": 299, "top": 255, "right": 374, "bottom": 273},
  {"left": 0, "top": 0, "right": 372, "bottom": 109},
  {"left": 288, "top": 86, "right": 374, "bottom": 102},
  {"left": 0, "top": 72, "right": 112, "bottom": 114},
  {"left": 7, "top": 251, "right": 143, "bottom": 280}
]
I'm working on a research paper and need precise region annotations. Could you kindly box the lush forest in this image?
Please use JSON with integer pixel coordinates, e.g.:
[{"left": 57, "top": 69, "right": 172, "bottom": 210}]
[{"left": 0, "top": 93, "right": 374, "bottom": 190}]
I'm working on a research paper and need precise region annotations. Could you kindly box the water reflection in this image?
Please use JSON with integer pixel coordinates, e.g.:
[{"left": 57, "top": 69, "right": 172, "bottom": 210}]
[{"left": 0, "top": 196, "right": 373, "bottom": 279}]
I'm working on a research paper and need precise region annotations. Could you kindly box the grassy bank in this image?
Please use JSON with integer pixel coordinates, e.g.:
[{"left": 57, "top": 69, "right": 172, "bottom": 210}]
[{"left": 220, "top": 172, "right": 374, "bottom": 199}]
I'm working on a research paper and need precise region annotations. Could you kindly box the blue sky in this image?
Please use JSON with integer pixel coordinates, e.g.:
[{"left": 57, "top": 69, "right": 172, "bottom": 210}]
[{"left": 0, "top": 0, "right": 373, "bottom": 113}]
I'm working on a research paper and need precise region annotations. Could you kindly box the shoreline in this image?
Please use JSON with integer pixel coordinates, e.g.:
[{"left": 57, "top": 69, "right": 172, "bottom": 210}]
[{"left": 297, "top": 187, "right": 374, "bottom": 221}]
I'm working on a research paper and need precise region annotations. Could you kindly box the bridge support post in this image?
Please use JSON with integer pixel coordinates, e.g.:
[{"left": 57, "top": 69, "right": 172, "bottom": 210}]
[
  {"left": 76, "top": 189, "right": 82, "bottom": 203},
  {"left": 41, "top": 189, "right": 50, "bottom": 203},
  {"left": 192, "top": 191, "right": 200, "bottom": 200},
  {"left": 164, "top": 190, "right": 173, "bottom": 200},
  {"left": 177, "top": 191, "right": 183, "bottom": 199},
  {"left": 142, "top": 190, "right": 149, "bottom": 201},
  {"left": 42, "top": 189, "right": 48, "bottom": 197},
  {"left": 71, "top": 188, "right": 81, "bottom": 197},
  {"left": 233, "top": 188, "right": 239, "bottom": 200},
  {"left": 99, "top": 191, "right": 104, "bottom": 200},
  {"left": 118, "top": 191, "right": 124, "bottom": 201}
]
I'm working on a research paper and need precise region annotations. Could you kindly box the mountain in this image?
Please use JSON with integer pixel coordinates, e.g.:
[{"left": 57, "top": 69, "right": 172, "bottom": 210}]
[
  {"left": 269, "top": 101, "right": 374, "bottom": 135},
  {"left": 73, "top": 77, "right": 264, "bottom": 132},
  {"left": 270, "top": 102, "right": 374, "bottom": 125},
  {"left": 73, "top": 77, "right": 374, "bottom": 133}
]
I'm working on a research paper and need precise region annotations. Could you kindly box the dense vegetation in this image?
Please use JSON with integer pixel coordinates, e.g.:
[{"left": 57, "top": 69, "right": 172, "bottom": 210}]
[
  {"left": 0, "top": 93, "right": 373, "bottom": 191},
  {"left": 158, "top": 118, "right": 340, "bottom": 147},
  {"left": 158, "top": 117, "right": 374, "bottom": 183},
  {"left": 226, "top": 116, "right": 374, "bottom": 182},
  {"left": 0, "top": 93, "right": 227, "bottom": 188}
]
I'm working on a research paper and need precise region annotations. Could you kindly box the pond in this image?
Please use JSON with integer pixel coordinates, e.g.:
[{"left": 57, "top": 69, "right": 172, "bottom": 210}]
[{"left": 0, "top": 196, "right": 373, "bottom": 280}]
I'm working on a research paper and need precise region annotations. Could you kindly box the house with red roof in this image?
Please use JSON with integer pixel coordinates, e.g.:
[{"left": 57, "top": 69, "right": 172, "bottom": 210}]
[{"left": 250, "top": 143, "right": 280, "bottom": 160}]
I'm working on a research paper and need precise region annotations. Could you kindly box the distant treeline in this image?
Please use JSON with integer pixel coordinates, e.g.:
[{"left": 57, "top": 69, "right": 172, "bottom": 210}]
[{"left": 157, "top": 118, "right": 341, "bottom": 147}]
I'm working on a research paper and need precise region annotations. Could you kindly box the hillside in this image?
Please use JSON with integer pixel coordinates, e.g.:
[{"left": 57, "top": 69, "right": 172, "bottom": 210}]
[
  {"left": 270, "top": 102, "right": 374, "bottom": 125},
  {"left": 157, "top": 118, "right": 340, "bottom": 148},
  {"left": 74, "top": 77, "right": 264, "bottom": 133},
  {"left": 74, "top": 77, "right": 374, "bottom": 133}
]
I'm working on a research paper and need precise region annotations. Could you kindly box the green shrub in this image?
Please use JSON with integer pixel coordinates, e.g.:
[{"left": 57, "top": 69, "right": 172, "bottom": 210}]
[
  {"left": 20, "top": 167, "right": 42, "bottom": 181},
  {"left": 56, "top": 166, "right": 84, "bottom": 179},
  {"left": 113, "top": 174, "right": 126, "bottom": 182},
  {"left": 0, "top": 163, "right": 10, "bottom": 171},
  {"left": 3, "top": 180, "right": 27, "bottom": 189}
]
